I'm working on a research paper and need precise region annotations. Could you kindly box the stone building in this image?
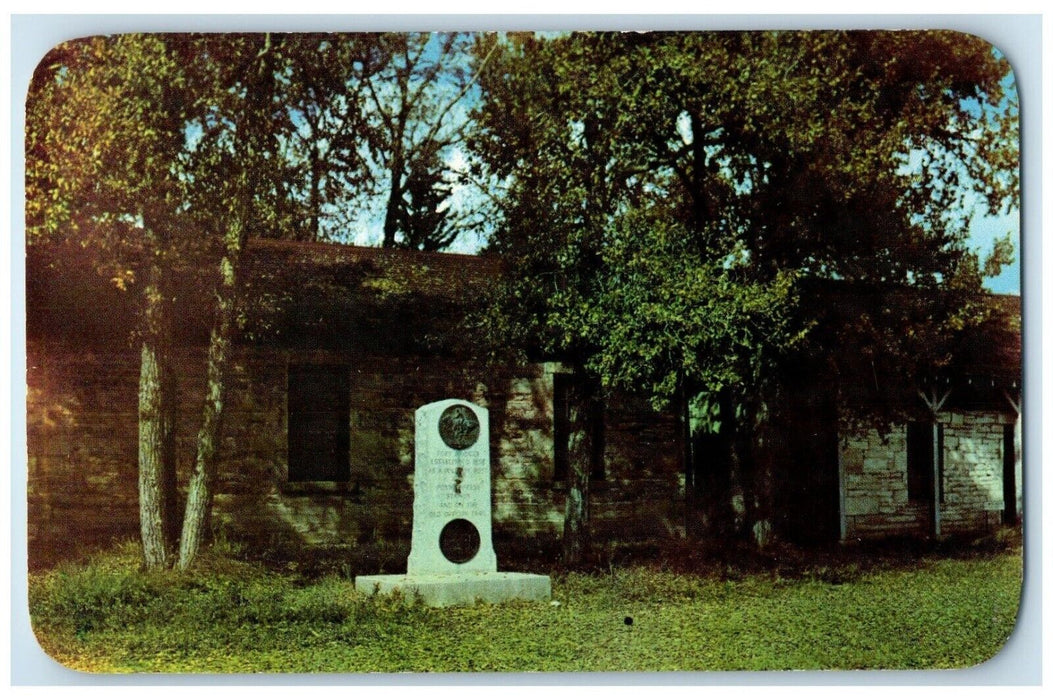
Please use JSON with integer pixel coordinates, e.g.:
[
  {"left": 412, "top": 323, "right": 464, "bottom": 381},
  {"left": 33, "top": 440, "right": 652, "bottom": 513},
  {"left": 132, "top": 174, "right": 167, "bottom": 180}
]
[
  {"left": 26, "top": 238, "right": 682, "bottom": 569},
  {"left": 836, "top": 294, "right": 1022, "bottom": 540},
  {"left": 25, "top": 239, "right": 1021, "bottom": 568}
]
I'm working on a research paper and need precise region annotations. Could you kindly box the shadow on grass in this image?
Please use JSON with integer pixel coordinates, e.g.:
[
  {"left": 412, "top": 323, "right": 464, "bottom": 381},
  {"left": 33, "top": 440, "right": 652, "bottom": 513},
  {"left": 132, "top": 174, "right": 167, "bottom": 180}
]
[{"left": 220, "top": 523, "right": 1021, "bottom": 586}]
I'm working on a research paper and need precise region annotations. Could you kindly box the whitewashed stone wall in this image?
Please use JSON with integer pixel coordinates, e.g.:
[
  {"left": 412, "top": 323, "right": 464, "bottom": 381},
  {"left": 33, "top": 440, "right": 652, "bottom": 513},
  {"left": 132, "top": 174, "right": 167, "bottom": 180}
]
[
  {"left": 841, "top": 410, "right": 1016, "bottom": 539},
  {"left": 940, "top": 412, "right": 1012, "bottom": 532}
]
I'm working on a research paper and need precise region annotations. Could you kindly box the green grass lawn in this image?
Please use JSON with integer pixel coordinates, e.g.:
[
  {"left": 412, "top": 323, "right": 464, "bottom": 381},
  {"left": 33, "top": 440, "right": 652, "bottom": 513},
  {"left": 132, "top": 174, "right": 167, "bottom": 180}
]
[{"left": 28, "top": 542, "right": 1022, "bottom": 674}]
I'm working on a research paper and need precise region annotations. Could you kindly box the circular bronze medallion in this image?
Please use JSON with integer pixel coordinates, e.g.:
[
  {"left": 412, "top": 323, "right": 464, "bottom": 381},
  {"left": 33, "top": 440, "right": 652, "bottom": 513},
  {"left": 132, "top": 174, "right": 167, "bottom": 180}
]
[
  {"left": 438, "top": 404, "right": 480, "bottom": 450},
  {"left": 439, "top": 518, "right": 481, "bottom": 564}
]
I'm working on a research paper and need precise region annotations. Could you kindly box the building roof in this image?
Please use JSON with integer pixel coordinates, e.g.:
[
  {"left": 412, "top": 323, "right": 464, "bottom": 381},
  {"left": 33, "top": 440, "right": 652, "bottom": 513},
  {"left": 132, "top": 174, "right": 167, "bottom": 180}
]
[
  {"left": 26, "top": 237, "right": 1021, "bottom": 390},
  {"left": 26, "top": 237, "right": 501, "bottom": 353},
  {"left": 246, "top": 237, "right": 502, "bottom": 298}
]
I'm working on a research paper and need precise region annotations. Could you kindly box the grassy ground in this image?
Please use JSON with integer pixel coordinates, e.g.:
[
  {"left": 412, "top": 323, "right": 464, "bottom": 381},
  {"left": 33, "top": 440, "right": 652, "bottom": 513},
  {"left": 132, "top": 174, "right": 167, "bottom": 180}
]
[{"left": 28, "top": 539, "right": 1022, "bottom": 674}]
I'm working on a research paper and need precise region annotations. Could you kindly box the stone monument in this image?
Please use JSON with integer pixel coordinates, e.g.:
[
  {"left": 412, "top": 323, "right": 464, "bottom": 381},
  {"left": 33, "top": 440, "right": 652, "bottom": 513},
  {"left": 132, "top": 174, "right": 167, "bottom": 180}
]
[{"left": 355, "top": 398, "right": 551, "bottom": 606}]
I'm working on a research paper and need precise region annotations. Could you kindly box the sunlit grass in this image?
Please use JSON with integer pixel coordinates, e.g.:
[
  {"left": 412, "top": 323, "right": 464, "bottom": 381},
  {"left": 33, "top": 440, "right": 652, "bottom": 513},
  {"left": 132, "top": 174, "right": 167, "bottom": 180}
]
[{"left": 29, "top": 541, "right": 1021, "bottom": 674}]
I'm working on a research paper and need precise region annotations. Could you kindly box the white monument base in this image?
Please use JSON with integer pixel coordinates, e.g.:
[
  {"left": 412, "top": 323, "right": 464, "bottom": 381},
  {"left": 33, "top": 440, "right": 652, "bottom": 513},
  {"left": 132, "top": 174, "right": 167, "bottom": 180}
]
[
  {"left": 357, "top": 400, "right": 550, "bottom": 608},
  {"left": 355, "top": 571, "right": 551, "bottom": 607}
]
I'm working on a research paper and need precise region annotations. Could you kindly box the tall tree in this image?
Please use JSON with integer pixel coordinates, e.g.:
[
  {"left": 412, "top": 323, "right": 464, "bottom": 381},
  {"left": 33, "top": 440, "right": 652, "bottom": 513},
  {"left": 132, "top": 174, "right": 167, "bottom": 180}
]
[
  {"left": 26, "top": 34, "right": 208, "bottom": 568},
  {"left": 176, "top": 34, "right": 300, "bottom": 570},
  {"left": 27, "top": 32, "right": 497, "bottom": 569},
  {"left": 473, "top": 33, "right": 711, "bottom": 564},
  {"left": 27, "top": 33, "right": 305, "bottom": 569},
  {"left": 475, "top": 31, "right": 1018, "bottom": 552}
]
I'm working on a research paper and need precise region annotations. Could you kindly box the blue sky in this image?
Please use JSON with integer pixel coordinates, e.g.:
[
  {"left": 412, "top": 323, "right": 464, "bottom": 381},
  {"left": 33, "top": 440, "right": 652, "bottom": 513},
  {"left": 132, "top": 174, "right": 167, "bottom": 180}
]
[{"left": 972, "top": 209, "right": 1020, "bottom": 295}]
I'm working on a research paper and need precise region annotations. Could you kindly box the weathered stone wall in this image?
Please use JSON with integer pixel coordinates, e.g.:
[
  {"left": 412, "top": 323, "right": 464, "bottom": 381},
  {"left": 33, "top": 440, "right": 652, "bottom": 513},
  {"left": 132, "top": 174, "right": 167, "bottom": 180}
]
[
  {"left": 940, "top": 412, "right": 1014, "bottom": 532},
  {"left": 841, "top": 411, "right": 1016, "bottom": 539},
  {"left": 840, "top": 428, "right": 924, "bottom": 537},
  {"left": 27, "top": 348, "right": 142, "bottom": 566},
  {"left": 26, "top": 341, "right": 683, "bottom": 569}
]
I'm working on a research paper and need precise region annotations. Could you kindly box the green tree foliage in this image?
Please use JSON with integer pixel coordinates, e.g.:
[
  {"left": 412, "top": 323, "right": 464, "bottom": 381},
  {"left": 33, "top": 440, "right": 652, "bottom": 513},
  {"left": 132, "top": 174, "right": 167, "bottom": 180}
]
[
  {"left": 27, "top": 34, "right": 217, "bottom": 568},
  {"left": 474, "top": 31, "right": 1018, "bottom": 550},
  {"left": 228, "top": 32, "right": 489, "bottom": 251},
  {"left": 26, "top": 33, "right": 306, "bottom": 569}
]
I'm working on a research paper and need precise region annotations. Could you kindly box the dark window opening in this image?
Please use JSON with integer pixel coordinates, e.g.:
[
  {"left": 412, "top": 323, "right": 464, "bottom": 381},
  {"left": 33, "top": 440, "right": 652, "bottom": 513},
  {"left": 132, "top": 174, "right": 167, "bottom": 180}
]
[
  {"left": 553, "top": 373, "right": 605, "bottom": 482},
  {"left": 907, "top": 422, "right": 943, "bottom": 503},
  {"left": 287, "top": 365, "right": 350, "bottom": 482}
]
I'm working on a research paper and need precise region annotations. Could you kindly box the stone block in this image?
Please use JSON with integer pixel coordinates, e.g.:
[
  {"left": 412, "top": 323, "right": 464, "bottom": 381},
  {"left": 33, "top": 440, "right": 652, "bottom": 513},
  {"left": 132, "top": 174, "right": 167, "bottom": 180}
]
[
  {"left": 844, "top": 495, "right": 879, "bottom": 516},
  {"left": 355, "top": 571, "right": 551, "bottom": 607},
  {"left": 862, "top": 457, "right": 890, "bottom": 473}
]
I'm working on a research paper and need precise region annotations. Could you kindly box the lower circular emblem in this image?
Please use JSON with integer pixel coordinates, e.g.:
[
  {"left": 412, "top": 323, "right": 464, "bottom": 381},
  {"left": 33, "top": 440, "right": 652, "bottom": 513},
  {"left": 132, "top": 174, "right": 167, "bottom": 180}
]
[
  {"left": 439, "top": 518, "right": 481, "bottom": 564},
  {"left": 438, "top": 404, "right": 480, "bottom": 450}
]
